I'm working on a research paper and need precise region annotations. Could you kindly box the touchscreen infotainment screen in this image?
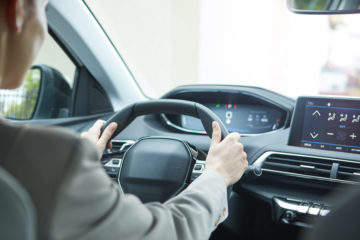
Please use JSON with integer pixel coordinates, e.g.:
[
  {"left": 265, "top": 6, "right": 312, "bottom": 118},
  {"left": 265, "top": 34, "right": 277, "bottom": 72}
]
[{"left": 289, "top": 97, "right": 360, "bottom": 154}]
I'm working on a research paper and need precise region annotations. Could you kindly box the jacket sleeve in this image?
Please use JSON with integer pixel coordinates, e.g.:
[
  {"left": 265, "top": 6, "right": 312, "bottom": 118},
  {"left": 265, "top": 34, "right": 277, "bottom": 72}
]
[{"left": 50, "top": 138, "right": 228, "bottom": 240}]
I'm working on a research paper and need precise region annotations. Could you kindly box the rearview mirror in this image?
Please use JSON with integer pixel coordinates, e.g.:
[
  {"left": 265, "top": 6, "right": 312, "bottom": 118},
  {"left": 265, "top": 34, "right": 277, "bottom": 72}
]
[
  {"left": 0, "top": 65, "right": 72, "bottom": 120},
  {"left": 288, "top": 0, "right": 360, "bottom": 14}
]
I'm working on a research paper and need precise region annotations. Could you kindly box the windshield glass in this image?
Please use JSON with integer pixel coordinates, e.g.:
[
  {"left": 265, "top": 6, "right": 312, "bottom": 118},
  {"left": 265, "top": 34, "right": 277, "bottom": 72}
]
[{"left": 85, "top": 0, "right": 360, "bottom": 99}]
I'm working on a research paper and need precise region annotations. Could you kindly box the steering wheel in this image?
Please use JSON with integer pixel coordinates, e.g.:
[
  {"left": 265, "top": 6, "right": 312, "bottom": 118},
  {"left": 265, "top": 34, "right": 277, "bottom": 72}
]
[{"left": 102, "top": 99, "right": 231, "bottom": 203}]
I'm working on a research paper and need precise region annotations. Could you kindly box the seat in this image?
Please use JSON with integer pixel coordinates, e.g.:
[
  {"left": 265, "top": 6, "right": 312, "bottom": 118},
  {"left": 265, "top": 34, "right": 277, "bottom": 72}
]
[{"left": 0, "top": 167, "right": 36, "bottom": 240}]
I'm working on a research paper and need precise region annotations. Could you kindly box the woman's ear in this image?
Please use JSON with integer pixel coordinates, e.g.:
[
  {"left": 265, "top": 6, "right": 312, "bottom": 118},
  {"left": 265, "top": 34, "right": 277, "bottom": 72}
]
[{"left": 6, "top": 0, "right": 25, "bottom": 34}]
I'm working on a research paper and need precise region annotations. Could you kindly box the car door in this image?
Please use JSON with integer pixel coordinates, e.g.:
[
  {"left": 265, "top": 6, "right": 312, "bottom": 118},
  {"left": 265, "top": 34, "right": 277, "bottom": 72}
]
[{"left": 0, "top": 0, "right": 147, "bottom": 135}]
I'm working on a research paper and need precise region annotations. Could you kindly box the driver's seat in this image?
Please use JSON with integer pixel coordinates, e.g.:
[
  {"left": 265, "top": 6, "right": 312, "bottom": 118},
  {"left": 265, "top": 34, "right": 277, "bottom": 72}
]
[{"left": 0, "top": 167, "right": 36, "bottom": 240}]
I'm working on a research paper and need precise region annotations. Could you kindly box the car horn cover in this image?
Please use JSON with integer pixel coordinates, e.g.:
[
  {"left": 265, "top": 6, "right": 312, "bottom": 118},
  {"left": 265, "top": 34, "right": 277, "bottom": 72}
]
[{"left": 119, "top": 137, "right": 193, "bottom": 203}]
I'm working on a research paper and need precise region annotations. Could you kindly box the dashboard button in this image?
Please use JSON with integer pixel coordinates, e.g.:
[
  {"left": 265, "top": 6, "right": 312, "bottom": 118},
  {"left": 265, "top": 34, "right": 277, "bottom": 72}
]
[
  {"left": 298, "top": 202, "right": 310, "bottom": 214},
  {"left": 308, "top": 204, "right": 321, "bottom": 215},
  {"left": 104, "top": 167, "right": 119, "bottom": 176},
  {"left": 319, "top": 206, "right": 330, "bottom": 216},
  {"left": 193, "top": 163, "right": 204, "bottom": 172},
  {"left": 194, "top": 164, "right": 202, "bottom": 171},
  {"left": 112, "top": 159, "right": 120, "bottom": 165}
]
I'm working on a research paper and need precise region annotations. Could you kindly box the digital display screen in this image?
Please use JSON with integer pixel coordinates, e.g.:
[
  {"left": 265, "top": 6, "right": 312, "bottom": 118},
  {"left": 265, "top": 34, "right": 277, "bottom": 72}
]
[
  {"left": 181, "top": 103, "right": 283, "bottom": 134},
  {"left": 289, "top": 97, "right": 360, "bottom": 154}
]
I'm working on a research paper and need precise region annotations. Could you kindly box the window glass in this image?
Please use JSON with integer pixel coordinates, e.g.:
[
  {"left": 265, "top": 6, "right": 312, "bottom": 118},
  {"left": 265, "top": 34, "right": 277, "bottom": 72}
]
[
  {"left": 34, "top": 34, "right": 76, "bottom": 87},
  {"left": 0, "top": 34, "right": 76, "bottom": 119},
  {"left": 86, "top": 0, "right": 360, "bottom": 99},
  {"left": 0, "top": 69, "right": 41, "bottom": 119}
]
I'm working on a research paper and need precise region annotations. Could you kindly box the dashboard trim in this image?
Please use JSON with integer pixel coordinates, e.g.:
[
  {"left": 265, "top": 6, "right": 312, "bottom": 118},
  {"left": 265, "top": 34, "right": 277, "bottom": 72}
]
[{"left": 111, "top": 139, "right": 135, "bottom": 151}]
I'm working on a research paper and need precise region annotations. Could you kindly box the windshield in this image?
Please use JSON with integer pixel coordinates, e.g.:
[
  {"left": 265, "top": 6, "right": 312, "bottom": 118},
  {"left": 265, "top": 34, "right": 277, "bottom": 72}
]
[{"left": 85, "top": 0, "right": 360, "bottom": 99}]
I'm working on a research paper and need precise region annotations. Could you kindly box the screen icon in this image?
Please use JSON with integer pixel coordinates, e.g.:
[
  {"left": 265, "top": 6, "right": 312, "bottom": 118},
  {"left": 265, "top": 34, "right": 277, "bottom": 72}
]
[
  {"left": 312, "top": 110, "right": 321, "bottom": 117},
  {"left": 339, "top": 114, "right": 348, "bottom": 122},
  {"left": 225, "top": 111, "right": 232, "bottom": 125},
  {"left": 352, "top": 115, "right": 360, "bottom": 123},
  {"left": 310, "top": 132, "right": 319, "bottom": 139},
  {"left": 261, "top": 115, "right": 268, "bottom": 123},
  {"left": 350, "top": 133, "right": 357, "bottom": 140},
  {"left": 328, "top": 113, "right": 336, "bottom": 121}
]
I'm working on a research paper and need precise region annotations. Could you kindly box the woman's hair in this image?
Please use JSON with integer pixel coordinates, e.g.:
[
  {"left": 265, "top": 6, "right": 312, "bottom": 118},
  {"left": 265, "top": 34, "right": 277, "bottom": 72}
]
[
  {"left": 1, "top": 0, "right": 33, "bottom": 25},
  {"left": 3, "top": 1, "right": 16, "bottom": 21}
]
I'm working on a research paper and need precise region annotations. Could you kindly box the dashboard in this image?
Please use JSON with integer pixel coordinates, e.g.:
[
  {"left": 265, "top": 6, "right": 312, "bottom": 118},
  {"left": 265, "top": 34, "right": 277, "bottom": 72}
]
[
  {"left": 160, "top": 85, "right": 293, "bottom": 136},
  {"left": 97, "top": 85, "right": 360, "bottom": 240},
  {"left": 181, "top": 104, "right": 282, "bottom": 134}
]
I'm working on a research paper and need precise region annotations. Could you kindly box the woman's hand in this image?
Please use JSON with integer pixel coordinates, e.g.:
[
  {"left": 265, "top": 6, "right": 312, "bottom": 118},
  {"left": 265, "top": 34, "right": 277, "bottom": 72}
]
[
  {"left": 81, "top": 120, "right": 118, "bottom": 160},
  {"left": 205, "top": 121, "right": 248, "bottom": 186}
]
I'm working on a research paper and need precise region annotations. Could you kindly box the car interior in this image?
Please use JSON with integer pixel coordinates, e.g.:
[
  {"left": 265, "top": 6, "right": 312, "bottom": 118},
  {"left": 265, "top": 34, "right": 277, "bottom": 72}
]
[{"left": 1, "top": 0, "right": 360, "bottom": 239}]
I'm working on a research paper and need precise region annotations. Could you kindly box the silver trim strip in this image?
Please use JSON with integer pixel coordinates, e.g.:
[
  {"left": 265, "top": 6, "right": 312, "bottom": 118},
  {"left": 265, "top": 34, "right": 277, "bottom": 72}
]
[
  {"left": 253, "top": 151, "right": 360, "bottom": 185},
  {"left": 111, "top": 140, "right": 135, "bottom": 150},
  {"left": 273, "top": 198, "right": 299, "bottom": 212},
  {"left": 300, "top": 165, "right": 315, "bottom": 169}
]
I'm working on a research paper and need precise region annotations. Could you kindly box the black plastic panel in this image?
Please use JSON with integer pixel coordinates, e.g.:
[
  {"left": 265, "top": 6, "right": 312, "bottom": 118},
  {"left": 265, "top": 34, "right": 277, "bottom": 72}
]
[{"left": 120, "top": 137, "right": 193, "bottom": 203}]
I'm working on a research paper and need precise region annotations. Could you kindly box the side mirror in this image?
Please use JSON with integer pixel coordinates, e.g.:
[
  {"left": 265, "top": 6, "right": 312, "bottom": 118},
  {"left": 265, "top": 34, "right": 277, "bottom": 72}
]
[
  {"left": 288, "top": 0, "right": 360, "bottom": 14},
  {"left": 0, "top": 65, "right": 72, "bottom": 120}
]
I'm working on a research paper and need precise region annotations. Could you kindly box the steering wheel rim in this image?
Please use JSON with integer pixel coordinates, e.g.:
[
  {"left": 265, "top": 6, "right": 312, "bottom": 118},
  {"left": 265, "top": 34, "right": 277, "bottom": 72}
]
[
  {"left": 102, "top": 99, "right": 232, "bottom": 200},
  {"left": 103, "top": 99, "right": 229, "bottom": 140}
]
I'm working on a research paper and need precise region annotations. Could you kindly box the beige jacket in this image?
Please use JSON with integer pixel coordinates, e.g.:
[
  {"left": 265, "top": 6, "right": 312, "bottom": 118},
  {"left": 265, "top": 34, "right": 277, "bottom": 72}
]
[{"left": 0, "top": 118, "right": 228, "bottom": 240}]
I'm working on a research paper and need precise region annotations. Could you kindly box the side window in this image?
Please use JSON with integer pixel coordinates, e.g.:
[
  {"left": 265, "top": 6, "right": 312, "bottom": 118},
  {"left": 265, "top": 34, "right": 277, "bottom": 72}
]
[
  {"left": 0, "top": 33, "right": 76, "bottom": 120},
  {"left": 34, "top": 34, "right": 76, "bottom": 88}
]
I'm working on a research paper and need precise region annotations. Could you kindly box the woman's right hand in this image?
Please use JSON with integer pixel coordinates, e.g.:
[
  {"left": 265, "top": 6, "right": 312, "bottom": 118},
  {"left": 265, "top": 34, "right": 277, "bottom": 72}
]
[{"left": 205, "top": 121, "right": 248, "bottom": 186}]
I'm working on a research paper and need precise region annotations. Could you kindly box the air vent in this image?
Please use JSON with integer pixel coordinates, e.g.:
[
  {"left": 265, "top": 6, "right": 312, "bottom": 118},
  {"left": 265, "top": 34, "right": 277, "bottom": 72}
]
[
  {"left": 257, "top": 152, "right": 360, "bottom": 184},
  {"left": 337, "top": 161, "right": 360, "bottom": 182},
  {"left": 263, "top": 154, "right": 332, "bottom": 178}
]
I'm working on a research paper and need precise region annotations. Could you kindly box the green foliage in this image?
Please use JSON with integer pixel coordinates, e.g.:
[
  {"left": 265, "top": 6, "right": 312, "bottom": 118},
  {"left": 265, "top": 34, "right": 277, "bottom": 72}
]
[
  {"left": 0, "top": 68, "right": 41, "bottom": 120},
  {"left": 293, "top": 0, "right": 329, "bottom": 10}
]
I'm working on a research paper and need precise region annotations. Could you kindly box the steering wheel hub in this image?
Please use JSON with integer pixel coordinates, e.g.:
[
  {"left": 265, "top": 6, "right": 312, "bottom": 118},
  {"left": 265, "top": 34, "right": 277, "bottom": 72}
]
[{"left": 119, "top": 137, "right": 194, "bottom": 203}]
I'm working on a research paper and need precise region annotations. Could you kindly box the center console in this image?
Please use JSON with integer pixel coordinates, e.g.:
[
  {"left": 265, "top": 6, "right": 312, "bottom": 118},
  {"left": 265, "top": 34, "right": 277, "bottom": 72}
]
[{"left": 260, "top": 96, "right": 360, "bottom": 228}]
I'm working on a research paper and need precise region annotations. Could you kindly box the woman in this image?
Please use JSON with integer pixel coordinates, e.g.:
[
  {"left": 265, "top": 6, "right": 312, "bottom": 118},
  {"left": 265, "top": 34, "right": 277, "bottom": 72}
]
[{"left": 0, "top": 0, "right": 248, "bottom": 239}]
